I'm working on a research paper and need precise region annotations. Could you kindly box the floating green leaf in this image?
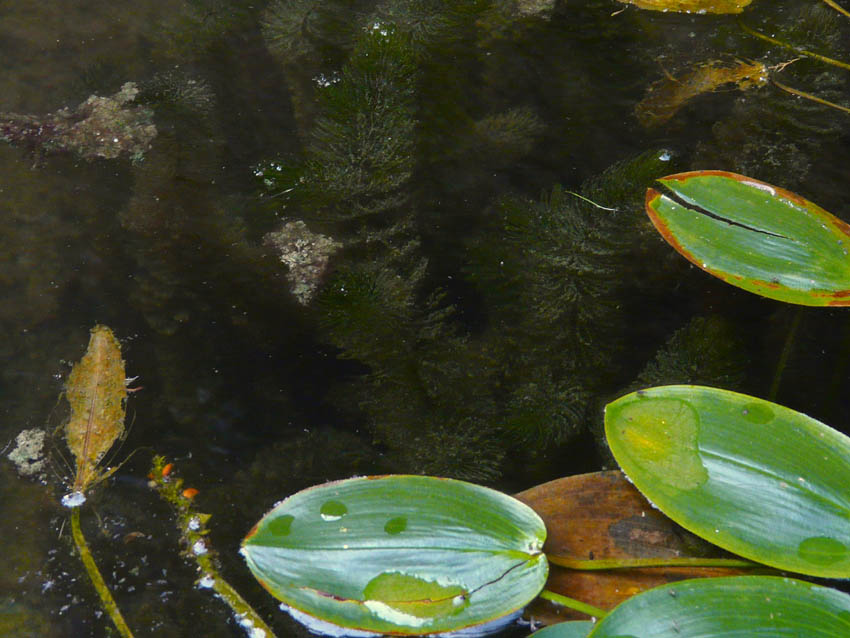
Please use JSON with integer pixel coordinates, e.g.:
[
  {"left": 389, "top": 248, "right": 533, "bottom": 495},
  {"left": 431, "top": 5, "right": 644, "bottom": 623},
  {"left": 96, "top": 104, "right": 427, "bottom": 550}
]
[
  {"left": 241, "top": 475, "right": 548, "bottom": 635},
  {"left": 645, "top": 171, "right": 850, "bottom": 306},
  {"left": 605, "top": 385, "right": 850, "bottom": 578},
  {"left": 586, "top": 576, "right": 850, "bottom": 637}
]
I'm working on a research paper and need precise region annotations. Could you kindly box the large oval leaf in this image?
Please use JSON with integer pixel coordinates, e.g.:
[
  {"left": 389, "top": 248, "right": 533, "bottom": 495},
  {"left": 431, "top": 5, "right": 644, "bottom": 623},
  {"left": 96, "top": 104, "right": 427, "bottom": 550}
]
[
  {"left": 604, "top": 385, "right": 850, "bottom": 577},
  {"left": 241, "top": 475, "right": 548, "bottom": 635},
  {"left": 586, "top": 576, "right": 850, "bottom": 637},
  {"left": 646, "top": 171, "right": 850, "bottom": 306}
]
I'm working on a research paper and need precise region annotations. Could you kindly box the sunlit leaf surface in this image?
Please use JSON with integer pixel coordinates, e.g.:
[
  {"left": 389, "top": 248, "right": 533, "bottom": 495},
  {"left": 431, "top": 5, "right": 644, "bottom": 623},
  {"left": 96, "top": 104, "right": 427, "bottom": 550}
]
[
  {"left": 605, "top": 385, "right": 850, "bottom": 577},
  {"left": 587, "top": 576, "right": 850, "bottom": 637},
  {"left": 242, "top": 475, "right": 548, "bottom": 635},
  {"left": 646, "top": 171, "right": 850, "bottom": 306}
]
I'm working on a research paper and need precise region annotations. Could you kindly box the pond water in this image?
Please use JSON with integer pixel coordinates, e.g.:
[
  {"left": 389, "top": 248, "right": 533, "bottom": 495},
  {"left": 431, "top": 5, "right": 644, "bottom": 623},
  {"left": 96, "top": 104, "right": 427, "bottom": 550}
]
[{"left": 2, "top": 1, "right": 850, "bottom": 636}]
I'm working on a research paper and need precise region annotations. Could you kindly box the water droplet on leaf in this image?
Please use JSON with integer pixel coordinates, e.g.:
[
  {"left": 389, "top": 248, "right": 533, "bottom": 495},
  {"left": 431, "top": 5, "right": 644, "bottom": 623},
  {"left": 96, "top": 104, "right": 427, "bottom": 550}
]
[
  {"left": 384, "top": 516, "right": 407, "bottom": 535},
  {"left": 798, "top": 537, "right": 848, "bottom": 566},
  {"left": 741, "top": 402, "right": 773, "bottom": 424},
  {"left": 320, "top": 501, "right": 348, "bottom": 521},
  {"left": 269, "top": 514, "right": 294, "bottom": 536}
]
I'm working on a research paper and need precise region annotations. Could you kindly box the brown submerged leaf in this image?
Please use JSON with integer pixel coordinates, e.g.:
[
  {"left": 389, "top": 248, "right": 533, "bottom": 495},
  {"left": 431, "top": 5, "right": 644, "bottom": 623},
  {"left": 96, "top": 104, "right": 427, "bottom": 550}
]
[
  {"left": 65, "top": 325, "right": 127, "bottom": 494},
  {"left": 515, "top": 471, "right": 755, "bottom": 623},
  {"left": 635, "top": 59, "right": 767, "bottom": 128},
  {"left": 617, "top": 0, "right": 752, "bottom": 12}
]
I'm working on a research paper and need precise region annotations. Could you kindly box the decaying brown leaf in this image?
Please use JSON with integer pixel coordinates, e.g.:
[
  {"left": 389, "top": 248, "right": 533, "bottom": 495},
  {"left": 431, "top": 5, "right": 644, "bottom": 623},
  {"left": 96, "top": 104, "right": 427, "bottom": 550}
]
[
  {"left": 617, "top": 0, "right": 752, "bottom": 12},
  {"left": 65, "top": 325, "right": 127, "bottom": 495},
  {"left": 635, "top": 59, "right": 768, "bottom": 128},
  {"left": 515, "top": 471, "right": 754, "bottom": 623}
]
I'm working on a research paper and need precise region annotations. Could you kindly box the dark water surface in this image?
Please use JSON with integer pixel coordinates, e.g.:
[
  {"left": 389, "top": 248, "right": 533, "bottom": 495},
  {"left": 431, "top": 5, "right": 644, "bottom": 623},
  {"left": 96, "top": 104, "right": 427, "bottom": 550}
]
[{"left": 2, "top": 1, "right": 850, "bottom": 636}]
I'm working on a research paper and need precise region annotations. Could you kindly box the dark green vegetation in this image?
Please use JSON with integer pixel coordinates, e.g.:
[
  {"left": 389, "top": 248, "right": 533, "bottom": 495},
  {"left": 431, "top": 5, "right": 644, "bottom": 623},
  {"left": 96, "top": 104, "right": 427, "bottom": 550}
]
[{"left": 2, "top": 0, "right": 850, "bottom": 636}]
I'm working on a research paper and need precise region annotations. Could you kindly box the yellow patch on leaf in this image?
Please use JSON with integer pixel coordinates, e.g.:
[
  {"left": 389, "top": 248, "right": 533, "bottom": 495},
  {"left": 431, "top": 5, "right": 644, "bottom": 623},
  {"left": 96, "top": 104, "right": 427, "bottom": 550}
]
[
  {"left": 635, "top": 59, "right": 768, "bottom": 128},
  {"left": 65, "top": 325, "right": 127, "bottom": 493}
]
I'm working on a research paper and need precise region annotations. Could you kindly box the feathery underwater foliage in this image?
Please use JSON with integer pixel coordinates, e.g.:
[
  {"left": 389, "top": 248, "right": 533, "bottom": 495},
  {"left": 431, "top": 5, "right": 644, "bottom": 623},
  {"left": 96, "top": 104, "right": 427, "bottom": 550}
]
[
  {"left": 258, "top": 12, "right": 508, "bottom": 481},
  {"left": 253, "top": 0, "right": 834, "bottom": 481},
  {"left": 635, "top": 315, "right": 749, "bottom": 390},
  {"left": 258, "top": 23, "right": 418, "bottom": 248},
  {"left": 466, "top": 150, "right": 676, "bottom": 447},
  {"left": 695, "top": 4, "right": 850, "bottom": 186},
  {"left": 588, "top": 312, "right": 749, "bottom": 462}
]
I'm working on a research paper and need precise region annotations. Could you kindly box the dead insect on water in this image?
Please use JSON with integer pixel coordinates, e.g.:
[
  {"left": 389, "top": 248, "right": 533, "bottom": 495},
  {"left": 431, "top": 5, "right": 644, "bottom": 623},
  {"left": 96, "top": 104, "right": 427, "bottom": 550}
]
[{"left": 62, "top": 324, "right": 129, "bottom": 507}]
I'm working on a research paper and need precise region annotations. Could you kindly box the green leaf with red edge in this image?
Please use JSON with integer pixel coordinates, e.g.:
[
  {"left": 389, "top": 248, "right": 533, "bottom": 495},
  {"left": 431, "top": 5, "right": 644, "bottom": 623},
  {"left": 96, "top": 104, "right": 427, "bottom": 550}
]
[
  {"left": 645, "top": 171, "right": 850, "bottom": 306},
  {"left": 241, "top": 475, "right": 548, "bottom": 636}
]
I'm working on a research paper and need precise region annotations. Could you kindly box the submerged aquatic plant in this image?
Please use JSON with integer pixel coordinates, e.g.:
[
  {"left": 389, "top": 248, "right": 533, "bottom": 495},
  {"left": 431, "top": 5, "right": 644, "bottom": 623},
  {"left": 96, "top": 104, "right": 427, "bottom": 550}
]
[
  {"left": 467, "top": 149, "right": 677, "bottom": 447},
  {"left": 60, "top": 325, "right": 134, "bottom": 638},
  {"left": 258, "top": 23, "right": 418, "bottom": 228},
  {"left": 635, "top": 59, "right": 768, "bottom": 128},
  {"left": 635, "top": 315, "right": 748, "bottom": 390},
  {"left": 704, "top": 6, "right": 850, "bottom": 183},
  {"left": 317, "top": 262, "right": 506, "bottom": 482},
  {"left": 257, "top": 12, "right": 510, "bottom": 480}
]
